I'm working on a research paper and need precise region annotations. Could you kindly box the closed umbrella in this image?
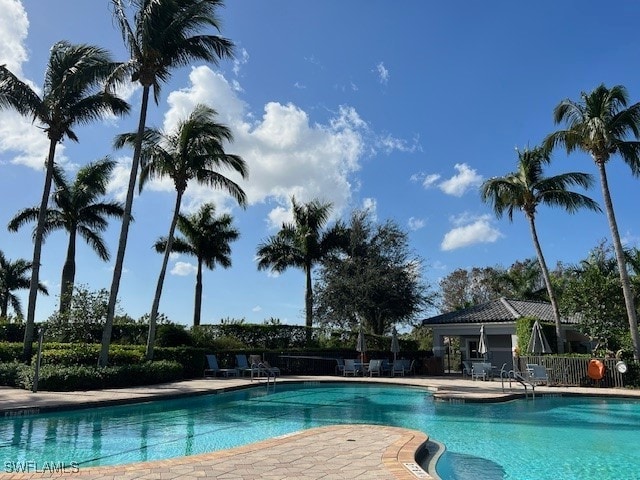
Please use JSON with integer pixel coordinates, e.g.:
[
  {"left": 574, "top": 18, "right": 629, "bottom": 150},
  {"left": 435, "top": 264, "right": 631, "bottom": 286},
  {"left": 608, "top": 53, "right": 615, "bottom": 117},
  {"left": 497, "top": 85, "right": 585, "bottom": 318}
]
[
  {"left": 356, "top": 324, "right": 367, "bottom": 364},
  {"left": 390, "top": 327, "right": 400, "bottom": 362},
  {"left": 527, "top": 320, "right": 552, "bottom": 354},
  {"left": 478, "top": 324, "right": 489, "bottom": 359}
]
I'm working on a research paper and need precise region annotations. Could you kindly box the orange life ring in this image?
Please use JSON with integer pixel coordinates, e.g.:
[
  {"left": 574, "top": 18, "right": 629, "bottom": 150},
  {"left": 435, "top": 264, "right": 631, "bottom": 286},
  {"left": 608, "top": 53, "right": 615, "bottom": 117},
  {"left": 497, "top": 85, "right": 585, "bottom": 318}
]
[{"left": 587, "top": 359, "right": 605, "bottom": 380}]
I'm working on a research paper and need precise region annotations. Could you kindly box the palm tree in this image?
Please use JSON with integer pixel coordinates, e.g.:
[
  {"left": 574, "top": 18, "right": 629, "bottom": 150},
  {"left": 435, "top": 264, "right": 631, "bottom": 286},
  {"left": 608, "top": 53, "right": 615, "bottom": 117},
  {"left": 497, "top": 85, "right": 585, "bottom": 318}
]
[
  {"left": 544, "top": 84, "right": 640, "bottom": 361},
  {"left": 116, "top": 104, "right": 246, "bottom": 359},
  {"left": 0, "top": 251, "right": 48, "bottom": 319},
  {"left": 154, "top": 203, "right": 239, "bottom": 327},
  {"left": 101, "top": 0, "right": 235, "bottom": 367},
  {"left": 8, "top": 159, "right": 125, "bottom": 316},
  {"left": 480, "top": 146, "right": 600, "bottom": 354},
  {"left": 0, "top": 42, "right": 129, "bottom": 359},
  {"left": 256, "top": 197, "right": 347, "bottom": 330}
]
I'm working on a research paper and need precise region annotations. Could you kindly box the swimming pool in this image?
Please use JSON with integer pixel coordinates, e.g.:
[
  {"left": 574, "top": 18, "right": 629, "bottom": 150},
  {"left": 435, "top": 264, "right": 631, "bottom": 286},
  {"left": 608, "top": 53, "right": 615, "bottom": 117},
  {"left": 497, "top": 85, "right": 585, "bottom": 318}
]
[{"left": 1, "top": 383, "right": 639, "bottom": 479}]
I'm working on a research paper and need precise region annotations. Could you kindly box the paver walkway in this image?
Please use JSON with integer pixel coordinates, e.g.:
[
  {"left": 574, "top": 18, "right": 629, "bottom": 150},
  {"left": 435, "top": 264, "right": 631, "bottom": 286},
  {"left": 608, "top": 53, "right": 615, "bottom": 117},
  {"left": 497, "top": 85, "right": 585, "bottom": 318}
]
[{"left": 0, "top": 425, "right": 428, "bottom": 480}]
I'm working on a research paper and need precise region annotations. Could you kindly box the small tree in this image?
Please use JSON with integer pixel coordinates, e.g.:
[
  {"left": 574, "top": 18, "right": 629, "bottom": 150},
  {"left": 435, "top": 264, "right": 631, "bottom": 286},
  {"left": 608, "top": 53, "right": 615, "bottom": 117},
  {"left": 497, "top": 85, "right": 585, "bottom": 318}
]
[
  {"left": 314, "top": 210, "right": 435, "bottom": 335},
  {"left": 559, "top": 243, "right": 632, "bottom": 354}
]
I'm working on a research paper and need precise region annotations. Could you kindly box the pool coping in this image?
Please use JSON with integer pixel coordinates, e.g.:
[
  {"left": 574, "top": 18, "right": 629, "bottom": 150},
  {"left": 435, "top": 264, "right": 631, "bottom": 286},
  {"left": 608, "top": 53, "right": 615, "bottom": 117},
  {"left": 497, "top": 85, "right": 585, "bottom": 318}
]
[{"left": 1, "top": 375, "right": 639, "bottom": 479}]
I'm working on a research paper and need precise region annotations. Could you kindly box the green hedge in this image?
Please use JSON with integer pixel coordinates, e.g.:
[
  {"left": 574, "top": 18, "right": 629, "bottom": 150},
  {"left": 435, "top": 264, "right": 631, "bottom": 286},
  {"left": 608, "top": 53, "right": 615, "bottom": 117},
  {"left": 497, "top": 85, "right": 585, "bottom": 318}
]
[
  {"left": 0, "top": 324, "right": 24, "bottom": 343},
  {"left": 154, "top": 346, "right": 206, "bottom": 378},
  {"left": 18, "top": 360, "right": 183, "bottom": 391},
  {"left": 37, "top": 344, "right": 145, "bottom": 366},
  {"left": 0, "top": 342, "right": 27, "bottom": 362},
  {"left": 0, "top": 360, "right": 30, "bottom": 387},
  {"left": 44, "top": 322, "right": 148, "bottom": 344}
]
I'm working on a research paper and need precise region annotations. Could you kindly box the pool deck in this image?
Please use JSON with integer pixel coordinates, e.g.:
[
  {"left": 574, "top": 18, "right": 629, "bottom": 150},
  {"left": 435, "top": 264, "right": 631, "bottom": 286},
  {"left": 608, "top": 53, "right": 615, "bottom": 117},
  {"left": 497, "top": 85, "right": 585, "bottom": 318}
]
[{"left": 2, "top": 375, "right": 639, "bottom": 479}]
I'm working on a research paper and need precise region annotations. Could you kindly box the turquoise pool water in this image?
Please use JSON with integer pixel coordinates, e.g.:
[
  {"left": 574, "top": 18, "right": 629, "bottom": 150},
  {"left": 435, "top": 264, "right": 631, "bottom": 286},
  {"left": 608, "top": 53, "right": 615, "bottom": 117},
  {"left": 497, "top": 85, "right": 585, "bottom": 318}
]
[{"left": 1, "top": 383, "right": 639, "bottom": 479}]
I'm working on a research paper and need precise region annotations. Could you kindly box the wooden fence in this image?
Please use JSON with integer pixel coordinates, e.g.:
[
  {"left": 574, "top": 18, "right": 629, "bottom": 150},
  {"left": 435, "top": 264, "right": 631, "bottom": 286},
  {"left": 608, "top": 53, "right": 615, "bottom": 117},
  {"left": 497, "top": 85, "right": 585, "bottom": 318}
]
[{"left": 517, "top": 356, "right": 626, "bottom": 388}]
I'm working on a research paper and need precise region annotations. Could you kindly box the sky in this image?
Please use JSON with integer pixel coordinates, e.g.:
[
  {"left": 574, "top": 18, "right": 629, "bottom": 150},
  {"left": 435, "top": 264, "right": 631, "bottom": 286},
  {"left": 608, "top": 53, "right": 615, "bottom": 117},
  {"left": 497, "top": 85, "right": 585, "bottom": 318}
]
[{"left": 1, "top": 1, "right": 640, "bottom": 328}]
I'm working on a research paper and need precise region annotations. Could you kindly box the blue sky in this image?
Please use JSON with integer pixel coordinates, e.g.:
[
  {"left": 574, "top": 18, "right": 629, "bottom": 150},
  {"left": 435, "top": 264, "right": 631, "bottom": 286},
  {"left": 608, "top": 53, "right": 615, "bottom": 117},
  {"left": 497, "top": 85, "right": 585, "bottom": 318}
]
[{"left": 1, "top": 1, "right": 639, "bottom": 327}]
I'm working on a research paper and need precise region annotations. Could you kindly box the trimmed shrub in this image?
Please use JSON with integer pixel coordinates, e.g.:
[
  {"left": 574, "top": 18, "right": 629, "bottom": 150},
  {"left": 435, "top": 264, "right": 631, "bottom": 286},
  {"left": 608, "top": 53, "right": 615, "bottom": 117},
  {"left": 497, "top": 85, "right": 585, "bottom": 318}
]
[
  {"left": 155, "top": 324, "right": 193, "bottom": 347},
  {"left": 45, "top": 322, "right": 148, "bottom": 344},
  {"left": 37, "top": 344, "right": 145, "bottom": 366},
  {"left": 19, "top": 360, "right": 183, "bottom": 391},
  {"left": 0, "top": 342, "right": 27, "bottom": 362},
  {"left": 0, "top": 324, "right": 25, "bottom": 342},
  {"left": 0, "top": 360, "right": 30, "bottom": 387},
  {"left": 155, "top": 347, "right": 207, "bottom": 379}
]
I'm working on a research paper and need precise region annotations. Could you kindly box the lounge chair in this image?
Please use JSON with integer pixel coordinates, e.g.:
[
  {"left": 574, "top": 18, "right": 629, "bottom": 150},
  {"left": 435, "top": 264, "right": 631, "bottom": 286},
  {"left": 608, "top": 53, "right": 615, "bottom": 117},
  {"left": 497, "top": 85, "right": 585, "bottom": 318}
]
[
  {"left": 462, "top": 361, "right": 473, "bottom": 378},
  {"left": 526, "top": 364, "right": 548, "bottom": 385},
  {"left": 406, "top": 359, "right": 416, "bottom": 376},
  {"left": 381, "top": 359, "right": 392, "bottom": 376},
  {"left": 391, "top": 359, "right": 406, "bottom": 377},
  {"left": 335, "top": 358, "right": 345, "bottom": 375},
  {"left": 343, "top": 359, "right": 360, "bottom": 376},
  {"left": 235, "top": 354, "right": 259, "bottom": 377},
  {"left": 368, "top": 359, "right": 383, "bottom": 377},
  {"left": 204, "top": 354, "right": 239, "bottom": 378},
  {"left": 471, "top": 362, "right": 491, "bottom": 381}
]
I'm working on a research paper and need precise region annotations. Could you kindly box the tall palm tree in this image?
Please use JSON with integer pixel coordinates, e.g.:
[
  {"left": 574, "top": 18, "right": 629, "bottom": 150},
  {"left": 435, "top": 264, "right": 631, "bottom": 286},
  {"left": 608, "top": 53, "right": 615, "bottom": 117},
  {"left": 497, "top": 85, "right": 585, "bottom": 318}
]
[
  {"left": 116, "top": 104, "right": 246, "bottom": 359},
  {"left": 8, "top": 159, "right": 125, "bottom": 316},
  {"left": 480, "top": 146, "right": 600, "bottom": 353},
  {"left": 256, "top": 197, "right": 347, "bottom": 330},
  {"left": 154, "top": 203, "right": 239, "bottom": 327},
  {"left": 0, "top": 42, "right": 129, "bottom": 359},
  {"left": 544, "top": 84, "right": 640, "bottom": 361},
  {"left": 101, "top": 0, "right": 235, "bottom": 367},
  {"left": 0, "top": 251, "right": 48, "bottom": 319}
]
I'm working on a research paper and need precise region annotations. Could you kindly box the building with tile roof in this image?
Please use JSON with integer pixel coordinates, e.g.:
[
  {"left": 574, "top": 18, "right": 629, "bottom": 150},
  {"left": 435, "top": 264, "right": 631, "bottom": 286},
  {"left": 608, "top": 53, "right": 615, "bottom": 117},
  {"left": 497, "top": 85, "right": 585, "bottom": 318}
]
[{"left": 422, "top": 298, "right": 586, "bottom": 371}]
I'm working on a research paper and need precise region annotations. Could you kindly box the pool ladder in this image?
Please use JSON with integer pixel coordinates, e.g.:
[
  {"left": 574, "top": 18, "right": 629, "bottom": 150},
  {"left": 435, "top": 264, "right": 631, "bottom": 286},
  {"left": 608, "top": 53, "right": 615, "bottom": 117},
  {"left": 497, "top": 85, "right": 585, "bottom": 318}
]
[
  {"left": 253, "top": 363, "right": 277, "bottom": 392},
  {"left": 502, "top": 370, "right": 536, "bottom": 399}
]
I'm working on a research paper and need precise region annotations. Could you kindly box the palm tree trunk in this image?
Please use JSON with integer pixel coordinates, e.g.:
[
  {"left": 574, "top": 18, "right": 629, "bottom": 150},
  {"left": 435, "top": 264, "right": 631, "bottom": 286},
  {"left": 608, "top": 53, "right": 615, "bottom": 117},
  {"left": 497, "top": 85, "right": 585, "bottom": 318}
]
[
  {"left": 23, "top": 139, "right": 57, "bottom": 361},
  {"left": 145, "top": 190, "right": 184, "bottom": 361},
  {"left": 1, "top": 291, "right": 8, "bottom": 318},
  {"left": 596, "top": 161, "right": 640, "bottom": 361},
  {"left": 526, "top": 214, "right": 564, "bottom": 354},
  {"left": 305, "top": 264, "right": 313, "bottom": 329},
  {"left": 99, "top": 85, "right": 151, "bottom": 367},
  {"left": 59, "top": 228, "right": 77, "bottom": 315},
  {"left": 193, "top": 259, "right": 203, "bottom": 327},
  {"left": 304, "top": 263, "right": 313, "bottom": 343}
]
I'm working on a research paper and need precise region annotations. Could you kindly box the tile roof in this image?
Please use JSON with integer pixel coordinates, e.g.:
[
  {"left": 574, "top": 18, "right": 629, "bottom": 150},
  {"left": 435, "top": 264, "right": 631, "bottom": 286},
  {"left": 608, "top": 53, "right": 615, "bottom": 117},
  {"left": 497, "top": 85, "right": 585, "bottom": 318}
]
[{"left": 421, "top": 297, "right": 579, "bottom": 325}]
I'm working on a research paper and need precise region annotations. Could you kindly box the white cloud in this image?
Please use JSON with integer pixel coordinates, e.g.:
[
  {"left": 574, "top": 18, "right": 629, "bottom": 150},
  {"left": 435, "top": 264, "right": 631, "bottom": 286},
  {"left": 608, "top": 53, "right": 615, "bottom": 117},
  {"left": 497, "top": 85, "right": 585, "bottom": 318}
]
[
  {"left": 107, "top": 156, "right": 135, "bottom": 202},
  {"left": 232, "top": 48, "right": 249, "bottom": 76},
  {"left": 0, "top": 0, "right": 29, "bottom": 75},
  {"left": 410, "top": 172, "right": 441, "bottom": 189},
  {"left": 375, "top": 62, "right": 389, "bottom": 85},
  {"left": 252, "top": 305, "right": 262, "bottom": 312},
  {"left": 377, "top": 134, "right": 422, "bottom": 154},
  {"left": 162, "top": 66, "right": 368, "bottom": 227},
  {"left": 0, "top": 1, "right": 57, "bottom": 170},
  {"left": 293, "top": 81, "right": 306, "bottom": 89},
  {"left": 170, "top": 261, "right": 197, "bottom": 276},
  {"left": 439, "top": 163, "right": 483, "bottom": 197},
  {"left": 408, "top": 217, "right": 426, "bottom": 231},
  {"left": 441, "top": 213, "right": 503, "bottom": 251},
  {"left": 362, "top": 197, "right": 378, "bottom": 222}
]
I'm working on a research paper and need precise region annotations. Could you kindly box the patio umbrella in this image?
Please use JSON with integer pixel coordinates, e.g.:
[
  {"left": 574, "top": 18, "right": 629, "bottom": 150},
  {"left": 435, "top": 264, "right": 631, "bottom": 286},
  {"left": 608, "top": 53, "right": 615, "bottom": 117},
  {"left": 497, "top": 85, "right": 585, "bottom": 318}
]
[
  {"left": 390, "top": 327, "right": 400, "bottom": 362},
  {"left": 356, "top": 324, "right": 367, "bottom": 364},
  {"left": 527, "top": 320, "right": 552, "bottom": 354},
  {"left": 478, "top": 324, "right": 489, "bottom": 359}
]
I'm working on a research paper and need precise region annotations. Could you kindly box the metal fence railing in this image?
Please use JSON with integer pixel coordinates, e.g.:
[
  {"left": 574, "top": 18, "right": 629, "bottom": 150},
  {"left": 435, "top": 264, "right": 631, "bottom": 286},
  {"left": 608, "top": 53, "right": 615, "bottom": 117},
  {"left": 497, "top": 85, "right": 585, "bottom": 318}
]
[{"left": 517, "top": 356, "right": 626, "bottom": 388}]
